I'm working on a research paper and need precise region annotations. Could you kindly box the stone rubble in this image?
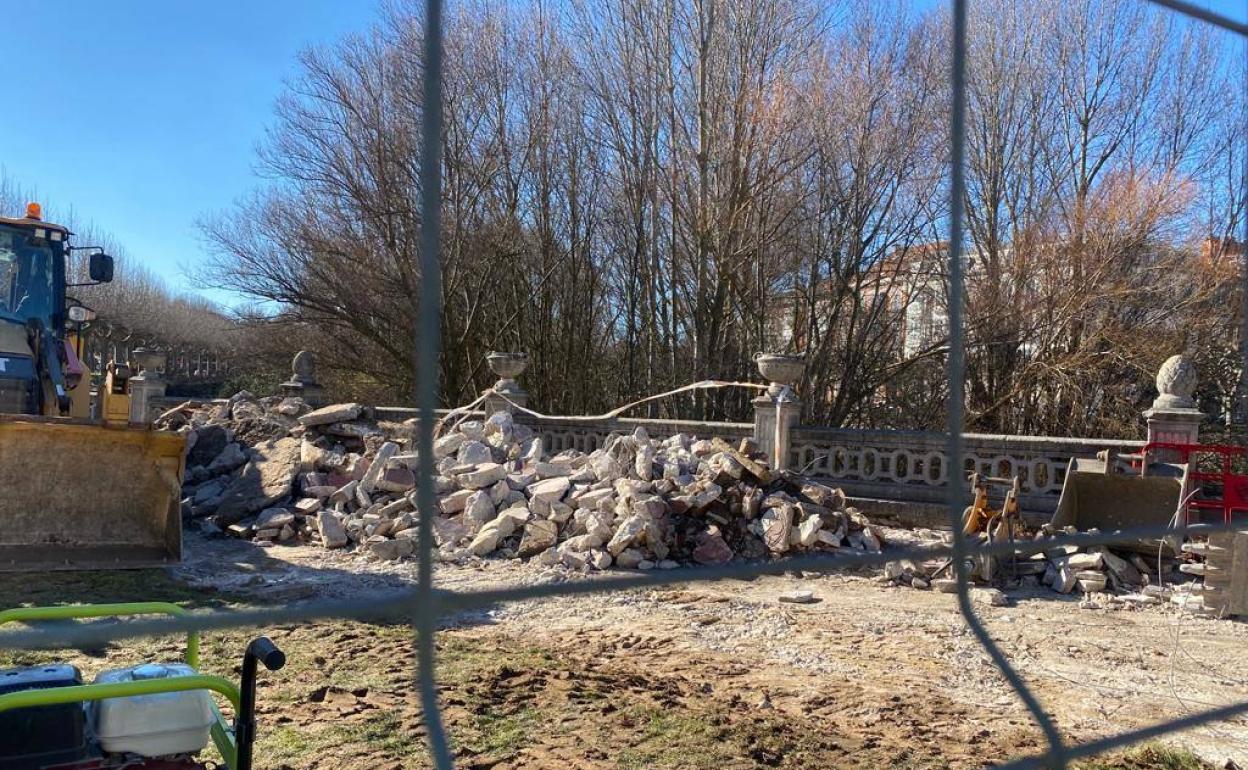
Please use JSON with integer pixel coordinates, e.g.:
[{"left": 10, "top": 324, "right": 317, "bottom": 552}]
[
  {"left": 160, "top": 394, "right": 883, "bottom": 570},
  {"left": 160, "top": 392, "right": 1205, "bottom": 610},
  {"left": 877, "top": 523, "right": 1177, "bottom": 607}
]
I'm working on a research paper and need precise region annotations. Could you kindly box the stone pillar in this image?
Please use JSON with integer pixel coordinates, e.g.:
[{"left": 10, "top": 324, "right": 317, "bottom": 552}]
[
  {"left": 752, "top": 353, "right": 804, "bottom": 471},
  {"left": 279, "top": 350, "right": 326, "bottom": 406},
  {"left": 1144, "top": 353, "right": 1204, "bottom": 462},
  {"left": 127, "top": 347, "right": 166, "bottom": 425},
  {"left": 483, "top": 352, "right": 528, "bottom": 415}
]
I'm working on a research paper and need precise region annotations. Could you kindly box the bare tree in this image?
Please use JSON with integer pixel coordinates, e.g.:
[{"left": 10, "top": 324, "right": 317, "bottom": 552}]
[{"left": 201, "top": 0, "right": 1244, "bottom": 437}]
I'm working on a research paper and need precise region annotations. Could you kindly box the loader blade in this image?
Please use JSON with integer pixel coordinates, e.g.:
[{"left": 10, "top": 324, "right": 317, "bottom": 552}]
[
  {"left": 1052, "top": 457, "right": 1186, "bottom": 555},
  {"left": 0, "top": 415, "right": 185, "bottom": 571}
]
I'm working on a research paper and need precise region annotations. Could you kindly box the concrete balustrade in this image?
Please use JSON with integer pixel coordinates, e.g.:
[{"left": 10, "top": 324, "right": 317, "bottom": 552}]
[{"left": 154, "top": 351, "right": 1204, "bottom": 528}]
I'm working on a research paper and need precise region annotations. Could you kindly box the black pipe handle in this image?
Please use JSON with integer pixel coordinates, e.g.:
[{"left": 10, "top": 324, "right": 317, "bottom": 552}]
[
  {"left": 236, "top": 636, "right": 285, "bottom": 770},
  {"left": 247, "top": 637, "right": 286, "bottom": 671}
]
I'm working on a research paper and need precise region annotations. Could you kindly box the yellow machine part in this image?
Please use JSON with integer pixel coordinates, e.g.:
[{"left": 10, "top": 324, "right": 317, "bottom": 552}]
[
  {"left": 66, "top": 370, "right": 92, "bottom": 420},
  {"left": 0, "top": 415, "right": 185, "bottom": 570},
  {"left": 64, "top": 330, "right": 93, "bottom": 420}
]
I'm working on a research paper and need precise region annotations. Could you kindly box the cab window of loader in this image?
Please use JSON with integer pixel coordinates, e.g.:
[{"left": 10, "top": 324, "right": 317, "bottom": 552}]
[{"left": 0, "top": 228, "right": 55, "bottom": 324}]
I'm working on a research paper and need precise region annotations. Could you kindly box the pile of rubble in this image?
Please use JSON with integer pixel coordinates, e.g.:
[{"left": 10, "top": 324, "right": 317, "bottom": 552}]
[
  {"left": 162, "top": 393, "right": 883, "bottom": 570},
  {"left": 879, "top": 525, "right": 1179, "bottom": 608}
]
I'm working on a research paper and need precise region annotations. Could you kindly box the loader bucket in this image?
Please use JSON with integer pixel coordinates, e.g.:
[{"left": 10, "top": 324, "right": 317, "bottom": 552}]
[
  {"left": 1051, "top": 457, "right": 1186, "bottom": 555},
  {"left": 0, "top": 415, "right": 185, "bottom": 571}
]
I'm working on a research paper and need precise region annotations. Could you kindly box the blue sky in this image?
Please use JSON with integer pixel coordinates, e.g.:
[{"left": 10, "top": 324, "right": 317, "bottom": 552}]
[
  {"left": 0, "top": 0, "right": 1243, "bottom": 310},
  {"left": 0, "top": 0, "right": 382, "bottom": 306}
]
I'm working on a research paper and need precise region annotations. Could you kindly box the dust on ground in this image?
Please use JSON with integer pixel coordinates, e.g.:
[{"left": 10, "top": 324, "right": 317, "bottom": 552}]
[{"left": 0, "top": 531, "right": 1243, "bottom": 769}]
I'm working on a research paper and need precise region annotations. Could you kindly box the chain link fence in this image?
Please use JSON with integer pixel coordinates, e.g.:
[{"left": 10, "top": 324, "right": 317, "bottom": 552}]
[{"left": 3, "top": 1, "right": 1248, "bottom": 768}]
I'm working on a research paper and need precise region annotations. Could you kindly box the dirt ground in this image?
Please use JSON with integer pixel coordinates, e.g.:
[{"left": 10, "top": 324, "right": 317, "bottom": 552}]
[{"left": 2, "top": 530, "right": 1246, "bottom": 769}]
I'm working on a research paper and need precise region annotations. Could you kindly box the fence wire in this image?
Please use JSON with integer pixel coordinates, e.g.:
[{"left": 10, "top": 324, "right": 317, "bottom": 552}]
[
  {"left": 414, "top": 0, "right": 452, "bottom": 767},
  {"left": 2, "top": 1, "right": 1247, "bottom": 769}
]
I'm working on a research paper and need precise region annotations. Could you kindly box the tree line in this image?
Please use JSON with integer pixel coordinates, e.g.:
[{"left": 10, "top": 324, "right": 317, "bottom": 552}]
[{"left": 203, "top": 0, "right": 1246, "bottom": 437}]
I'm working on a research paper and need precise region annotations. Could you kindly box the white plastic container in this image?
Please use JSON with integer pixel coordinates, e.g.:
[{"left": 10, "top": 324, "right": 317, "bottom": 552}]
[{"left": 91, "top": 663, "right": 215, "bottom": 757}]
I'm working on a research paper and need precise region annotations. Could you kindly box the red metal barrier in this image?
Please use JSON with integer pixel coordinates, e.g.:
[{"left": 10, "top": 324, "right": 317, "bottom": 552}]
[{"left": 1141, "top": 442, "right": 1248, "bottom": 525}]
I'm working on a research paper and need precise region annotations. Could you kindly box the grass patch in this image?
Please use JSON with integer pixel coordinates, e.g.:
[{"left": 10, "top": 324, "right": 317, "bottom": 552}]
[
  {"left": 261, "top": 712, "right": 425, "bottom": 765},
  {"left": 616, "top": 707, "right": 732, "bottom": 770},
  {"left": 470, "top": 707, "right": 540, "bottom": 755},
  {"left": 338, "top": 711, "right": 425, "bottom": 753},
  {"left": 436, "top": 636, "right": 557, "bottom": 687},
  {"left": 1077, "top": 743, "right": 1214, "bottom": 770}
]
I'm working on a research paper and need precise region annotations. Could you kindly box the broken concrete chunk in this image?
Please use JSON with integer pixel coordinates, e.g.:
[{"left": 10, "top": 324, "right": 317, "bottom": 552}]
[
  {"left": 488, "top": 479, "right": 511, "bottom": 506},
  {"left": 816, "top": 529, "right": 843, "bottom": 547},
  {"left": 213, "top": 437, "right": 300, "bottom": 525},
  {"left": 759, "top": 505, "right": 793, "bottom": 555},
  {"left": 431, "top": 516, "right": 469, "bottom": 546},
  {"left": 718, "top": 453, "right": 745, "bottom": 480},
  {"left": 370, "top": 537, "right": 415, "bottom": 561},
  {"left": 257, "top": 508, "right": 295, "bottom": 528},
  {"left": 588, "top": 549, "right": 613, "bottom": 570},
  {"left": 528, "top": 476, "right": 571, "bottom": 503},
  {"left": 614, "top": 548, "right": 645, "bottom": 569},
  {"left": 571, "top": 487, "right": 614, "bottom": 511},
  {"left": 330, "top": 480, "right": 359, "bottom": 504},
  {"left": 779, "top": 590, "right": 816, "bottom": 604},
  {"left": 468, "top": 524, "right": 506, "bottom": 557},
  {"left": 1077, "top": 575, "right": 1108, "bottom": 593},
  {"left": 299, "top": 402, "right": 363, "bottom": 427},
  {"left": 1098, "top": 548, "right": 1143, "bottom": 587},
  {"left": 465, "top": 491, "right": 497, "bottom": 526},
  {"left": 1063, "top": 552, "right": 1103, "bottom": 571},
  {"left": 459, "top": 463, "right": 508, "bottom": 490},
  {"left": 294, "top": 497, "right": 323, "bottom": 515},
  {"left": 434, "top": 432, "right": 466, "bottom": 459},
  {"left": 796, "top": 515, "right": 823, "bottom": 547},
  {"left": 518, "top": 519, "right": 559, "bottom": 557},
  {"left": 358, "top": 441, "right": 398, "bottom": 493},
  {"left": 457, "top": 440, "right": 493, "bottom": 466},
  {"left": 208, "top": 442, "right": 247, "bottom": 475},
  {"left": 534, "top": 461, "right": 573, "bottom": 479},
  {"left": 317, "top": 511, "right": 349, "bottom": 548},
  {"left": 468, "top": 508, "right": 526, "bottom": 556},
  {"left": 606, "top": 513, "right": 647, "bottom": 556},
  {"left": 692, "top": 527, "right": 733, "bottom": 565},
  {"left": 376, "top": 467, "right": 416, "bottom": 493},
  {"left": 439, "top": 489, "right": 473, "bottom": 514}
]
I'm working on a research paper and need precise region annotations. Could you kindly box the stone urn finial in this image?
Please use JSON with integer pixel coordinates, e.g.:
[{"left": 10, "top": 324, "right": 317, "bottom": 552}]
[
  {"left": 1153, "top": 354, "right": 1198, "bottom": 410},
  {"left": 483, "top": 352, "right": 528, "bottom": 413},
  {"left": 487, "top": 351, "right": 528, "bottom": 392},
  {"left": 131, "top": 347, "right": 165, "bottom": 376},
  {"left": 754, "top": 352, "right": 804, "bottom": 400}
]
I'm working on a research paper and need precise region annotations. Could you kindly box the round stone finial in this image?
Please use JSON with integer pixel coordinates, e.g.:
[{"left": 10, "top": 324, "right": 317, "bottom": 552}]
[
  {"left": 291, "top": 350, "right": 316, "bottom": 384},
  {"left": 1153, "top": 354, "right": 1197, "bottom": 409}
]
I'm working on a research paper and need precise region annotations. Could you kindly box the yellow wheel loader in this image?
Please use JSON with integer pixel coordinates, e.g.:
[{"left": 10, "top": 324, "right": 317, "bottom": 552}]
[{"left": 0, "top": 203, "right": 185, "bottom": 571}]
